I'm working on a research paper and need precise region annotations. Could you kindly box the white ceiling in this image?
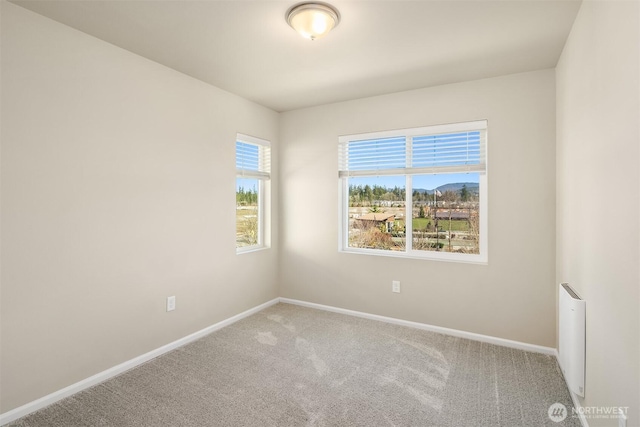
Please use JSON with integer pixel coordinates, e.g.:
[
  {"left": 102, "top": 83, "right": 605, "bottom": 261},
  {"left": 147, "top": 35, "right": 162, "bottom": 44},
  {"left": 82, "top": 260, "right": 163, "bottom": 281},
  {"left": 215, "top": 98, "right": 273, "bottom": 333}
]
[{"left": 12, "top": 0, "right": 581, "bottom": 112}]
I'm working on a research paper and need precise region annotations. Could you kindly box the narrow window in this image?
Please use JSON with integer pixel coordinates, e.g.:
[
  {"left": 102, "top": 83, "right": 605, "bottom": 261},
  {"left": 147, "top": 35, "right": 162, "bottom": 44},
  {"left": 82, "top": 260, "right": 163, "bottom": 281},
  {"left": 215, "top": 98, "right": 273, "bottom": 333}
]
[
  {"left": 339, "top": 121, "right": 487, "bottom": 263},
  {"left": 236, "top": 134, "right": 270, "bottom": 252}
]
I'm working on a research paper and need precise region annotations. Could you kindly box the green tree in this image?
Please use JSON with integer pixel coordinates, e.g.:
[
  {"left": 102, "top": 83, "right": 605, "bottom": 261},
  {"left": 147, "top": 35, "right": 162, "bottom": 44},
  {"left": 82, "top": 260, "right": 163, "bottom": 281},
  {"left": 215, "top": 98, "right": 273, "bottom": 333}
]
[
  {"left": 460, "top": 184, "right": 469, "bottom": 202},
  {"left": 364, "top": 185, "right": 373, "bottom": 204},
  {"left": 418, "top": 205, "right": 425, "bottom": 218}
]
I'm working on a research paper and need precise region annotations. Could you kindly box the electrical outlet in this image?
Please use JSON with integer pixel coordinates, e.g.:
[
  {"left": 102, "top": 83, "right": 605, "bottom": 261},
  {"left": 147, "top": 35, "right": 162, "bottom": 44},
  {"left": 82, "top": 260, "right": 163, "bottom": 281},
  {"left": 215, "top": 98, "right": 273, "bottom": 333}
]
[
  {"left": 392, "top": 280, "right": 400, "bottom": 293},
  {"left": 167, "top": 296, "right": 176, "bottom": 312}
]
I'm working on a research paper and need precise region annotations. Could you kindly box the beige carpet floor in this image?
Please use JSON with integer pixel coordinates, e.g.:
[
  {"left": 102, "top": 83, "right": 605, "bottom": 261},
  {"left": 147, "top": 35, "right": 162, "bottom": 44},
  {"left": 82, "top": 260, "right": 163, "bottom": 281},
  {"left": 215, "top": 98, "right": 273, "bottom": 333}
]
[{"left": 8, "top": 303, "right": 580, "bottom": 426}]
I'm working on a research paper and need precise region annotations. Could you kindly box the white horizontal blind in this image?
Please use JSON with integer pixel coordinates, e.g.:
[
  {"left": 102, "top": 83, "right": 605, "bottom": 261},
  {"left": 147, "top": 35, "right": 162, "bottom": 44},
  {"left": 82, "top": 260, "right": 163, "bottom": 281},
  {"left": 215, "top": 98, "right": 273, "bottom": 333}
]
[
  {"left": 411, "top": 129, "right": 485, "bottom": 174},
  {"left": 339, "top": 136, "right": 406, "bottom": 174},
  {"left": 236, "top": 134, "right": 270, "bottom": 180},
  {"left": 339, "top": 121, "right": 486, "bottom": 177}
]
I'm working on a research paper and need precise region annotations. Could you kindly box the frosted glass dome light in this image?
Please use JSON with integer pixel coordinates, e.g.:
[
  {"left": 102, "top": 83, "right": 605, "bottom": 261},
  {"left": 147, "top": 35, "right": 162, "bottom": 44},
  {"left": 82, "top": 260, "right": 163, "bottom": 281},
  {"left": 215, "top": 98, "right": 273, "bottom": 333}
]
[{"left": 286, "top": 2, "right": 340, "bottom": 40}]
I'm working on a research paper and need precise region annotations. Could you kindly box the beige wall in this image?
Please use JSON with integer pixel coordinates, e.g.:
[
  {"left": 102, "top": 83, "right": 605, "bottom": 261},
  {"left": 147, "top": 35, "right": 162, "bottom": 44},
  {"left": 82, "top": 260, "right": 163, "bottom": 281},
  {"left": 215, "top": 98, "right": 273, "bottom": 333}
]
[
  {"left": 556, "top": 1, "right": 640, "bottom": 426},
  {"left": 0, "top": 2, "right": 279, "bottom": 413},
  {"left": 279, "top": 70, "right": 557, "bottom": 348}
]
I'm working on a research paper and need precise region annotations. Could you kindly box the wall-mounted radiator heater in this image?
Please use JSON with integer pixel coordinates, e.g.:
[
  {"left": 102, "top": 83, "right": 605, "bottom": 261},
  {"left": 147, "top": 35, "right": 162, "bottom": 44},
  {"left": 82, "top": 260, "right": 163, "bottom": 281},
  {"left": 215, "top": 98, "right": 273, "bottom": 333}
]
[{"left": 559, "top": 283, "right": 586, "bottom": 397}]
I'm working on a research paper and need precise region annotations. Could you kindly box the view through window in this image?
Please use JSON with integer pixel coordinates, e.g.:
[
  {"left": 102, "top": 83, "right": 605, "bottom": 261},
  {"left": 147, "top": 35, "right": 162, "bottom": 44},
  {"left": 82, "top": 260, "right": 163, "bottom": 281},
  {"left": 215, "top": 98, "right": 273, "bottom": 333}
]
[
  {"left": 339, "top": 121, "right": 487, "bottom": 262},
  {"left": 236, "top": 135, "right": 270, "bottom": 251}
]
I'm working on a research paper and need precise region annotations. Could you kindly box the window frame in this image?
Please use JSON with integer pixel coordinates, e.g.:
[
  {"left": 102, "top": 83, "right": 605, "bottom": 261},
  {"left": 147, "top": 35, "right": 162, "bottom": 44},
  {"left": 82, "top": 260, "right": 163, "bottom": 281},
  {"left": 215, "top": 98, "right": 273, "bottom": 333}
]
[
  {"left": 338, "top": 121, "right": 488, "bottom": 264},
  {"left": 236, "top": 133, "right": 271, "bottom": 254}
]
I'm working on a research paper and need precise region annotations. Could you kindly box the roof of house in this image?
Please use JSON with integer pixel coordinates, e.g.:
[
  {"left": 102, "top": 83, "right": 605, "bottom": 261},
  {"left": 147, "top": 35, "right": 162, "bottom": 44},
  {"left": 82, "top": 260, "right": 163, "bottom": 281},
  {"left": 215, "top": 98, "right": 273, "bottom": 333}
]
[{"left": 357, "top": 213, "right": 396, "bottom": 222}]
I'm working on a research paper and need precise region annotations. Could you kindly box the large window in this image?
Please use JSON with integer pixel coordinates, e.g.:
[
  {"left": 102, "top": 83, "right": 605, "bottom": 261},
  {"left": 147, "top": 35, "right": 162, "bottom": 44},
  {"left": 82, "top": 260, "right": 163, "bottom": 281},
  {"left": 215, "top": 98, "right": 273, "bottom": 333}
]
[
  {"left": 339, "top": 121, "right": 487, "bottom": 263},
  {"left": 236, "top": 134, "right": 270, "bottom": 252}
]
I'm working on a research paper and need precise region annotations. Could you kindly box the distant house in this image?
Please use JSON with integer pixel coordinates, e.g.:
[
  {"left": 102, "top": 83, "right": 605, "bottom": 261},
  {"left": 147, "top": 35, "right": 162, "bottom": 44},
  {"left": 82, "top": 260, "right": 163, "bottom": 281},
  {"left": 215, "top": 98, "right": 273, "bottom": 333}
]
[{"left": 355, "top": 212, "right": 396, "bottom": 232}]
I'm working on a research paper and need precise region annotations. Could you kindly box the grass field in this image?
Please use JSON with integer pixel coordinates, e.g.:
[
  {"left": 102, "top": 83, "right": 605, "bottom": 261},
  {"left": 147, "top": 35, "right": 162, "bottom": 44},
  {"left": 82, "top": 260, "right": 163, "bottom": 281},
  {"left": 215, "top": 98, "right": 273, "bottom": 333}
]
[{"left": 236, "top": 205, "right": 258, "bottom": 247}]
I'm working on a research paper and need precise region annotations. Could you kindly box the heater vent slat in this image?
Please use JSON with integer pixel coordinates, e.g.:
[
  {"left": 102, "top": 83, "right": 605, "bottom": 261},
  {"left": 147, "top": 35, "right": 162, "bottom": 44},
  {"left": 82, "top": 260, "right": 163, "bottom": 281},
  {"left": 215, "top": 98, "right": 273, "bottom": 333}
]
[{"left": 561, "top": 282, "right": 581, "bottom": 300}]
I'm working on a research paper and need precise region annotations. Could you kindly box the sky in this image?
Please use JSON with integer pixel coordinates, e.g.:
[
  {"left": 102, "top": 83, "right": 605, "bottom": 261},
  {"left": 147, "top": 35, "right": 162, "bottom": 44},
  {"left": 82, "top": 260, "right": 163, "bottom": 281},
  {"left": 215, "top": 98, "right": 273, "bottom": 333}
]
[{"left": 237, "top": 177, "right": 258, "bottom": 192}]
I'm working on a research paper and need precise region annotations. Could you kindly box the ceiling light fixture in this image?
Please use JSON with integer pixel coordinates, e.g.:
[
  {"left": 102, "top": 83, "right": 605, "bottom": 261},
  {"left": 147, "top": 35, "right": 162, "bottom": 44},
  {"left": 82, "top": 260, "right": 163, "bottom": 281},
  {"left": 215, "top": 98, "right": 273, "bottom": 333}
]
[{"left": 286, "top": 2, "right": 340, "bottom": 41}]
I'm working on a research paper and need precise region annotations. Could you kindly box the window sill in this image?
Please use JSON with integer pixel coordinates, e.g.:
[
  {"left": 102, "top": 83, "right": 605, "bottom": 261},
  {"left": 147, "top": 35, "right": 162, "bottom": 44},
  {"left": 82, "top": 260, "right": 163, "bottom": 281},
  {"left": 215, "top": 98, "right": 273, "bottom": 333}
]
[
  {"left": 339, "top": 247, "right": 487, "bottom": 265},
  {"left": 236, "top": 245, "right": 270, "bottom": 255}
]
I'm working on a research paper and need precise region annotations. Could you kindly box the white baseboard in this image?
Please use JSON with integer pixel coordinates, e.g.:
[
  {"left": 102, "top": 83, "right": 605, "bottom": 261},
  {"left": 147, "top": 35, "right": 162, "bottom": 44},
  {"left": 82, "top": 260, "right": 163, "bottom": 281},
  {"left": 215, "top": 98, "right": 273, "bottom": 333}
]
[
  {"left": 0, "top": 297, "right": 280, "bottom": 426},
  {"left": 556, "top": 354, "right": 588, "bottom": 427},
  {"left": 568, "top": 390, "right": 589, "bottom": 427},
  {"left": 279, "top": 297, "right": 557, "bottom": 356}
]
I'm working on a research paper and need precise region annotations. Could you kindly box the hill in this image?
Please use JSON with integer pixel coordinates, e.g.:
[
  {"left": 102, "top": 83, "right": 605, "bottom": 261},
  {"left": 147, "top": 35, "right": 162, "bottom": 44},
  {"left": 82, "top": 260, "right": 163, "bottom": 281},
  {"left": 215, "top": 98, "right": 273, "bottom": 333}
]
[{"left": 414, "top": 182, "right": 479, "bottom": 195}]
